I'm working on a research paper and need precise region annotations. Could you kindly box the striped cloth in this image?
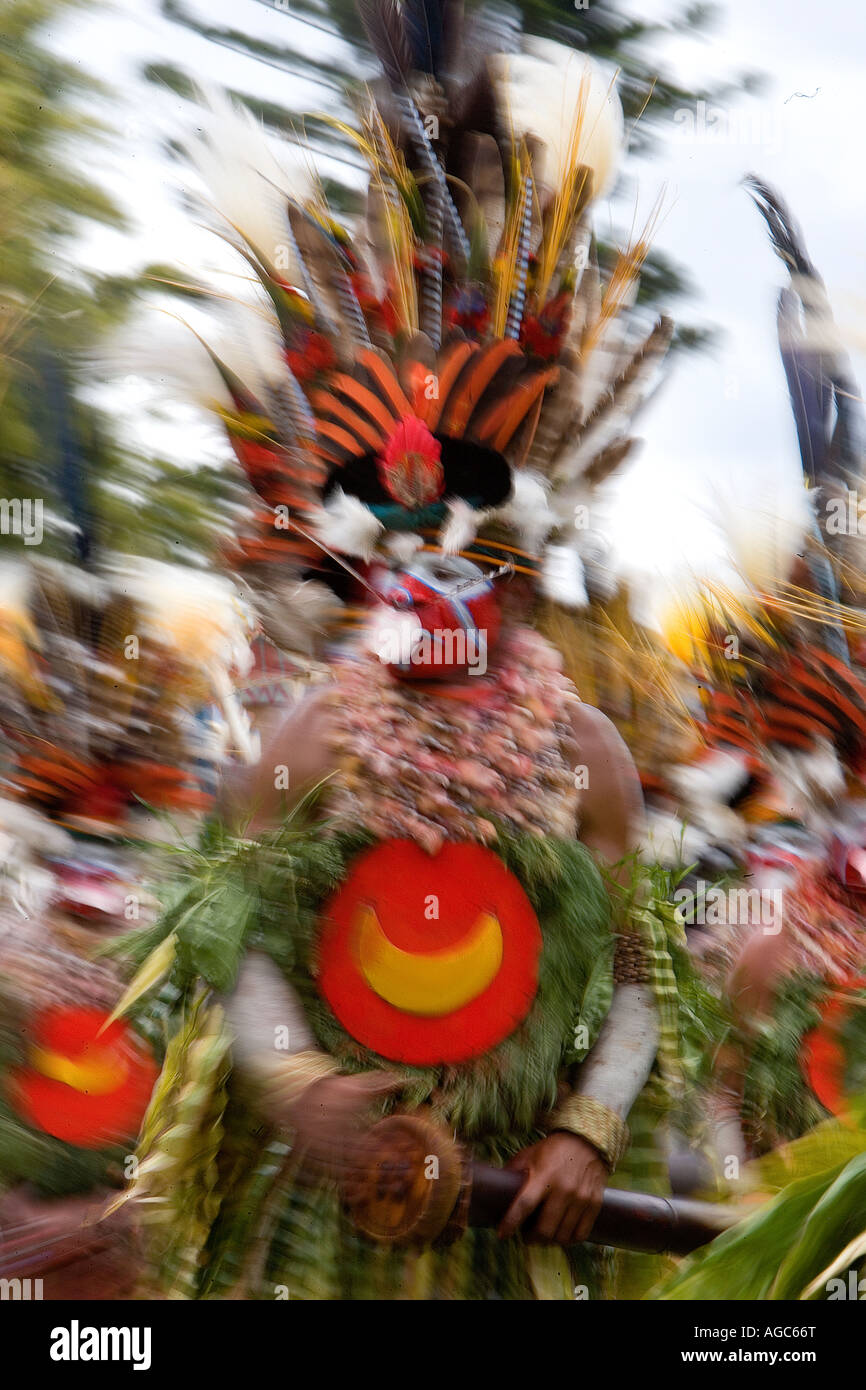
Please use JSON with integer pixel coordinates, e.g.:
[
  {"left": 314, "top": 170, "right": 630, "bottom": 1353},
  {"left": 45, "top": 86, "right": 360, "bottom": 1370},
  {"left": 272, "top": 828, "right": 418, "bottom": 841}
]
[{"left": 630, "top": 893, "right": 685, "bottom": 1099}]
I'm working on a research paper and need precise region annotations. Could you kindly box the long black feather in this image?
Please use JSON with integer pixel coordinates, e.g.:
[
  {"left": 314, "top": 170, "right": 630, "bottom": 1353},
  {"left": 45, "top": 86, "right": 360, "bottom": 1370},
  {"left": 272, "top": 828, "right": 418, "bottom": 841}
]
[
  {"left": 746, "top": 176, "right": 851, "bottom": 663},
  {"left": 744, "top": 173, "right": 817, "bottom": 278},
  {"left": 356, "top": 0, "right": 413, "bottom": 87},
  {"left": 777, "top": 287, "right": 830, "bottom": 486},
  {"left": 404, "top": 0, "right": 442, "bottom": 75},
  {"left": 827, "top": 371, "right": 865, "bottom": 495}
]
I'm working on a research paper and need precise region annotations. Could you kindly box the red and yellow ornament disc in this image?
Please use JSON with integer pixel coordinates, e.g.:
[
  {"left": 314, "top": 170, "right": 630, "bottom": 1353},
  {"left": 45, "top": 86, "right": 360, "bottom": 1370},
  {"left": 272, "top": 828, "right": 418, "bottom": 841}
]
[
  {"left": 317, "top": 840, "right": 542, "bottom": 1064},
  {"left": 8, "top": 1007, "right": 158, "bottom": 1149},
  {"left": 801, "top": 974, "right": 866, "bottom": 1116}
]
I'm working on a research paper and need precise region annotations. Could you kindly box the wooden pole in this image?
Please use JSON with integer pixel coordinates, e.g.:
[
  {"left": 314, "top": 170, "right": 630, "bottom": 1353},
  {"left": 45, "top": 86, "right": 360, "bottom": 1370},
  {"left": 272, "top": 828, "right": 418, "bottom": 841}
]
[{"left": 468, "top": 1163, "right": 736, "bottom": 1255}]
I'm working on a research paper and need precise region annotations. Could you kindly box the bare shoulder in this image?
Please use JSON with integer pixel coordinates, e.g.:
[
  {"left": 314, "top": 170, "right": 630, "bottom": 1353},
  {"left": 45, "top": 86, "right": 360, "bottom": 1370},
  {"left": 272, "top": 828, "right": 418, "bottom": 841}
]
[
  {"left": 221, "top": 681, "right": 338, "bottom": 830},
  {"left": 568, "top": 701, "right": 634, "bottom": 766},
  {"left": 567, "top": 700, "right": 644, "bottom": 861},
  {"left": 261, "top": 680, "right": 339, "bottom": 779}
]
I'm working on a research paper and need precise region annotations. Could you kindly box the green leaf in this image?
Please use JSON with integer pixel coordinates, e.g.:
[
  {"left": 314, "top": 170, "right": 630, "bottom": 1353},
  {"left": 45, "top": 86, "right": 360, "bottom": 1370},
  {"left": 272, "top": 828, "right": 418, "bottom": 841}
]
[
  {"left": 801, "top": 1226, "right": 866, "bottom": 1301},
  {"left": 657, "top": 1167, "right": 846, "bottom": 1301},
  {"left": 100, "top": 931, "right": 178, "bottom": 1032},
  {"left": 771, "top": 1152, "right": 866, "bottom": 1299},
  {"left": 176, "top": 879, "right": 254, "bottom": 992}
]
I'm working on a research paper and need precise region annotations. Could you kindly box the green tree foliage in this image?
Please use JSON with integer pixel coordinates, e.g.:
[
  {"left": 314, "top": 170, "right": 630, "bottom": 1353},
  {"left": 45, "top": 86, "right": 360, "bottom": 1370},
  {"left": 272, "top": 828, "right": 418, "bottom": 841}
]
[
  {"left": 0, "top": 0, "right": 123, "bottom": 519},
  {"left": 0, "top": 0, "right": 244, "bottom": 564}
]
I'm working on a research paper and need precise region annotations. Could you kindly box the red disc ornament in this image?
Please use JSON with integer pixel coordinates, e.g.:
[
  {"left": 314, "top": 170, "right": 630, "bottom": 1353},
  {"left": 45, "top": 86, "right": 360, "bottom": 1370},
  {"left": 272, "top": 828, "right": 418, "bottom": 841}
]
[
  {"left": 801, "top": 975, "right": 866, "bottom": 1116},
  {"left": 7, "top": 1007, "right": 159, "bottom": 1149},
  {"left": 317, "top": 840, "right": 543, "bottom": 1064}
]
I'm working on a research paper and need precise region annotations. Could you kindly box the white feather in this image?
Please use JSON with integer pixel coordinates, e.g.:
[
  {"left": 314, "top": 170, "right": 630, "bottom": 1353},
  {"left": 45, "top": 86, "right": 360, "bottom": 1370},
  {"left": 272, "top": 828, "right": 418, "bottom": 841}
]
[
  {"left": 218, "top": 302, "right": 293, "bottom": 400},
  {"left": 540, "top": 543, "right": 588, "bottom": 608},
  {"left": 491, "top": 41, "right": 623, "bottom": 202},
  {"left": 694, "top": 803, "right": 749, "bottom": 849},
  {"left": 314, "top": 489, "right": 383, "bottom": 559},
  {"left": 766, "top": 738, "right": 845, "bottom": 807},
  {"left": 579, "top": 528, "right": 619, "bottom": 602},
  {"left": 673, "top": 749, "right": 751, "bottom": 811},
  {"left": 440, "top": 498, "right": 481, "bottom": 555},
  {"left": 0, "top": 799, "right": 73, "bottom": 857},
  {"left": 496, "top": 471, "right": 556, "bottom": 552},
  {"left": 554, "top": 344, "right": 664, "bottom": 484},
  {"left": 100, "top": 315, "right": 234, "bottom": 411},
  {"left": 183, "top": 88, "right": 312, "bottom": 272},
  {"left": 547, "top": 478, "right": 620, "bottom": 603},
  {"left": 252, "top": 578, "right": 339, "bottom": 657},
  {"left": 364, "top": 603, "right": 422, "bottom": 666},
  {"left": 639, "top": 810, "right": 711, "bottom": 868},
  {"left": 384, "top": 532, "right": 425, "bottom": 563}
]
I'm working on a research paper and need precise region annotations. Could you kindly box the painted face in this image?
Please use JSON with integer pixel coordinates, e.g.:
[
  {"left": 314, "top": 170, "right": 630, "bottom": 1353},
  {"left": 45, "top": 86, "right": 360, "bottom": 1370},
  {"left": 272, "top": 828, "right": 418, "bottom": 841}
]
[{"left": 368, "top": 552, "right": 501, "bottom": 680}]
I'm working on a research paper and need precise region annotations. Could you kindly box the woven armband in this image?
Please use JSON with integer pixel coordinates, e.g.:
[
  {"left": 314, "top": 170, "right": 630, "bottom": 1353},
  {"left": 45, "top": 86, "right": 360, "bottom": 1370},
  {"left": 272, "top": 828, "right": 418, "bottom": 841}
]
[
  {"left": 613, "top": 930, "right": 652, "bottom": 984},
  {"left": 549, "top": 1094, "right": 630, "bottom": 1172}
]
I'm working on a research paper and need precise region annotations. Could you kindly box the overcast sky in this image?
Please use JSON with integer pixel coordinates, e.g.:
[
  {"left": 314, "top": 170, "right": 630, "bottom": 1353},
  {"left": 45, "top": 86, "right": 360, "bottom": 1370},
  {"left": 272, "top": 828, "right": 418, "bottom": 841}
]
[
  {"left": 54, "top": 0, "right": 866, "bottom": 605},
  {"left": 617, "top": 0, "right": 866, "bottom": 608}
]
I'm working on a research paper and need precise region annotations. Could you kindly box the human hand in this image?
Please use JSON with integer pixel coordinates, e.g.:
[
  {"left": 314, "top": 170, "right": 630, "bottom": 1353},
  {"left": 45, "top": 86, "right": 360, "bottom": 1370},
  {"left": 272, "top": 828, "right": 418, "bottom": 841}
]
[
  {"left": 498, "top": 1132, "right": 608, "bottom": 1245},
  {"left": 286, "top": 1070, "right": 402, "bottom": 1183}
]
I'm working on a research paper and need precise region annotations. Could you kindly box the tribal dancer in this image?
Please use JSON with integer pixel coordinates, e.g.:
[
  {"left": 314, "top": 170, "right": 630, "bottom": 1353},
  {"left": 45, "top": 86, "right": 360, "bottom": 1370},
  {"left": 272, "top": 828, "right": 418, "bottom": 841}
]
[
  {"left": 647, "top": 179, "right": 866, "bottom": 1161},
  {"left": 116, "top": 3, "right": 693, "bottom": 1300},
  {"left": 0, "top": 558, "right": 253, "bottom": 1294},
  {"left": 650, "top": 180, "right": 866, "bottom": 1304}
]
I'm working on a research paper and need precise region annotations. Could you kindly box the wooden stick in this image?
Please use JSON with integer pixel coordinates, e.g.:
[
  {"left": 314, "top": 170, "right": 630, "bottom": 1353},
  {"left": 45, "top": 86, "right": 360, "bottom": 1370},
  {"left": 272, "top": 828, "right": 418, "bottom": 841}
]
[{"left": 468, "top": 1163, "right": 736, "bottom": 1255}]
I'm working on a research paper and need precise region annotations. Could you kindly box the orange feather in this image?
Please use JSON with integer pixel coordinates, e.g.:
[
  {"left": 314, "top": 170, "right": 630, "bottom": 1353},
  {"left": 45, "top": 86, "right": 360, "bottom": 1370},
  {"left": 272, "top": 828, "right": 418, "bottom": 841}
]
[
  {"left": 358, "top": 349, "right": 412, "bottom": 420},
  {"left": 329, "top": 372, "right": 397, "bottom": 437},
  {"left": 311, "top": 388, "right": 385, "bottom": 445},
  {"left": 421, "top": 341, "right": 476, "bottom": 429},
  {"left": 313, "top": 419, "right": 367, "bottom": 458},
  {"left": 477, "top": 368, "right": 559, "bottom": 452},
  {"left": 439, "top": 340, "right": 522, "bottom": 436}
]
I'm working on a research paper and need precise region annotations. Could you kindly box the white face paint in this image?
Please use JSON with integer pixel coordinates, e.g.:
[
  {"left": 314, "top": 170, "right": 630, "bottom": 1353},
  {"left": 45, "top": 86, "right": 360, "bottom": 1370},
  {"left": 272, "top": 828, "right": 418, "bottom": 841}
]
[
  {"left": 365, "top": 552, "right": 495, "bottom": 678},
  {"left": 365, "top": 601, "right": 423, "bottom": 666}
]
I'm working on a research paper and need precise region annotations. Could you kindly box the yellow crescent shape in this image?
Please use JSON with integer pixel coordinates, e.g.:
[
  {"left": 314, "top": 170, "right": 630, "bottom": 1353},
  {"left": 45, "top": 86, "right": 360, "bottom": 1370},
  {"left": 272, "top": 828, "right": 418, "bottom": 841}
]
[
  {"left": 30, "top": 1047, "right": 128, "bottom": 1096},
  {"left": 355, "top": 905, "right": 503, "bottom": 1016}
]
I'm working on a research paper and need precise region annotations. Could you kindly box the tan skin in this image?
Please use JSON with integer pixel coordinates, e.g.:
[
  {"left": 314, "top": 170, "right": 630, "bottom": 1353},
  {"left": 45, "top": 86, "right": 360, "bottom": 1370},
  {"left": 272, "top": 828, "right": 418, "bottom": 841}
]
[
  {"left": 716, "top": 911, "right": 795, "bottom": 1149},
  {"left": 225, "top": 654, "right": 644, "bottom": 1246},
  {"left": 727, "top": 925, "right": 793, "bottom": 1022}
]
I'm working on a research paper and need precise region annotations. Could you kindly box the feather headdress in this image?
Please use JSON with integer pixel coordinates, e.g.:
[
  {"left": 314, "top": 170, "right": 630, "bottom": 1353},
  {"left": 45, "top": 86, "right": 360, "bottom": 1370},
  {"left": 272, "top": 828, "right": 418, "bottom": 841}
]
[{"left": 170, "top": 2, "right": 670, "bottom": 639}]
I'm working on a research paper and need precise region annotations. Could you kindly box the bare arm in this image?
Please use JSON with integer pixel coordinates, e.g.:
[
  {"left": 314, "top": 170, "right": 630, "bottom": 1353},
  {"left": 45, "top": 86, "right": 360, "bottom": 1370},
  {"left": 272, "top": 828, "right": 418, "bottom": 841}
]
[
  {"left": 225, "top": 953, "right": 398, "bottom": 1176},
  {"left": 573, "top": 983, "right": 660, "bottom": 1116},
  {"left": 571, "top": 701, "right": 646, "bottom": 875},
  {"left": 567, "top": 700, "right": 658, "bottom": 1112},
  {"left": 576, "top": 705, "right": 659, "bottom": 1098},
  {"left": 501, "top": 703, "right": 659, "bottom": 1243}
]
